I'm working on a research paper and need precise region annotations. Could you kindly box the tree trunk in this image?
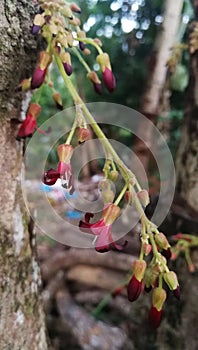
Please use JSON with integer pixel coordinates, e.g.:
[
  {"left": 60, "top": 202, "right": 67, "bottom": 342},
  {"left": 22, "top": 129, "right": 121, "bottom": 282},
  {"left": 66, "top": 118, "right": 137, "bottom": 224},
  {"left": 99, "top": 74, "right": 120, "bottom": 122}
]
[
  {"left": 134, "top": 0, "right": 184, "bottom": 173},
  {"left": 0, "top": 1, "right": 48, "bottom": 349},
  {"left": 176, "top": 24, "right": 198, "bottom": 211}
]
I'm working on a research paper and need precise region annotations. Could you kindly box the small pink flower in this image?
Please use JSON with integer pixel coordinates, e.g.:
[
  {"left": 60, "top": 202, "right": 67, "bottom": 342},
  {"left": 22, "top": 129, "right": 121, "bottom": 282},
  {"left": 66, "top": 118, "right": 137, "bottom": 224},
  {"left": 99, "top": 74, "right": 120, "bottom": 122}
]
[{"left": 79, "top": 204, "right": 127, "bottom": 253}]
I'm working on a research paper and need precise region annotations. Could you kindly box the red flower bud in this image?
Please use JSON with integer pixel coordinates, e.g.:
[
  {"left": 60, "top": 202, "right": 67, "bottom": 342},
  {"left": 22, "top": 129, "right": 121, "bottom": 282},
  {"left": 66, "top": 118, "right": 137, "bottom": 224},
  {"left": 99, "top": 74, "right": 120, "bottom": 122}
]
[
  {"left": 102, "top": 67, "right": 116, "bottom": 92},
  {"left": 127, "top": 260, "right": 147, "bottom": 302},
  {"left": 148, "top": 306, "right": 162, "bottom": 329},
  {"left": 148, "top": 288, "right": 166, "bottom": 328},
  {"left": 60, "top": 52, "right": 72, "bottom": 76},
  {"left": 87, "top": 71, "right": 102, "bottom": 94},
  {"left": 70, "top": 2, "right": 82, "bottom": 13},
  {"left": 96, "top": 53, "right": 116, "bottom": 92},
  {"left": 137, "top": 189, "right": 150, "bottom": 207},
  {"left": 32, "top": 14, "right": 45, "bottom": 34},
  {"left": 31, "top": 51, "right": 52, "bottom": 89},
  {"left": 77, "top": 127, "right": 90, "bottom": 143},
  {"left": 127, "top": 275, "right": 143, "bottom": 302}
]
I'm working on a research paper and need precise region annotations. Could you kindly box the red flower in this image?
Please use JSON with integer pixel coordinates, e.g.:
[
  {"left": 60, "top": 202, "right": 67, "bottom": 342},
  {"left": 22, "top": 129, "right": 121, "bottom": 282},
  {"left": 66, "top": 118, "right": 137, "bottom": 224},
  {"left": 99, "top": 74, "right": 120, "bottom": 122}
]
[
  {"left": 16, "top": 103, "right": 50, "bottom": 139},
  {"left": 79, "top": 204, "right": 127, "bottom": 253},
  {"left": 43, "top": 144, "right": 75, "bottom": 194}
]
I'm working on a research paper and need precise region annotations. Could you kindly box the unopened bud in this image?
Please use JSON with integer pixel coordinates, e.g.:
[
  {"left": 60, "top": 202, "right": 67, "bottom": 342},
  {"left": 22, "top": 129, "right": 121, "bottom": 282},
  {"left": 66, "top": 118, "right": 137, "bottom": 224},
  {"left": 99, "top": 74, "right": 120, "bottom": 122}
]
[
  {"left": 70, "top": 2, "right": 81, "bottom": 13},
  {"left": 108, "top": 170, "right": 119, "bottom": 182},
  {"left": 60, "top": 52, "right": 72, "bottom": 76},
  {"left": 77, "top": 127, "right": 90, "bottom": 143},
  {"left": 155, "top": 232, "right": 170, "bottom": 250},
  {"left": 143, "top": 243, "right": 152, "bottom": 256},
  {"left": 78, "top": 30, "right": 86, "bottom": 51},
  {"left": 152, "top": 288, "right": 166, "bottom": 311},
  {"left": 53, "top": 92, "right": 63, "bottom": 110},
  {"left": 96, "top": 53, "right": 111, "bottom": 72},
  {"left": 133, "top": 260, "right": 147, "bottom": 282},
  {"left": 61, "top": 5, "right": 73, "bottom": 19},
  {"left": 137, "top": 189, "right": 150, "bottom": 207},
  {"left": 17, "top": 78, "right": 31, "bottom": 91},
  {"left": 39, "top": 51, "right": 52, "bottom": 70},
  {"left": 101, "top": 189, "right": 115, "bottom": 204},
  {"left": 163, "top": 271, "right": 179, "bottom": 291},
  {"left": 87, "top": 71, "right": 102, "bottom": 94},
  {"left": 94, "top": 38, "right": 102, "bottom": 46},
  {"left": 144, "top": 267, "right": 158, "bottom": 289},
  {"left": 32, "top": 14, "right": 45, "bottom": 34},
  {"left": 83, "top": 48, "right": 91, "bottom": 55},
  {"left": 69, "top": 17, "right": 81, "bottom": 26}
]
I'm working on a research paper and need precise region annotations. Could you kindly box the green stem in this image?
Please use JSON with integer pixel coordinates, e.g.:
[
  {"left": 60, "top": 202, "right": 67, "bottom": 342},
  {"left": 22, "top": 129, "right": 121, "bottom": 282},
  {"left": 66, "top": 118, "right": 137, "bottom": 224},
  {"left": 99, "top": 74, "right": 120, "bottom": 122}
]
[
  {"left": 65, "top": 116, "right": 77, "bottom": 144},
  {"left": 114, "top": 183, "right": 128, "bottom": 206},
  {"left": 72, "top": 47, "right": 91, "bottom": 73},
  {"left": 92, "top": 294, "right": 112, "bottom": 318},
  {"left": 76, "top": 37, "right": 103, "bottom": 54}
]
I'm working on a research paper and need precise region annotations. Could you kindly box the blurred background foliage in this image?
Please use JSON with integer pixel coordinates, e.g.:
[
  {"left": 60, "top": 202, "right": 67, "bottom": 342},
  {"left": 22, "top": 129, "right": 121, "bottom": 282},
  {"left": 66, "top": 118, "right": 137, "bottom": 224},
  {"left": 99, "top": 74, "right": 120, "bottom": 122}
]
[{"left": 32, "top": 0, "right": 194, "bottom": 167}]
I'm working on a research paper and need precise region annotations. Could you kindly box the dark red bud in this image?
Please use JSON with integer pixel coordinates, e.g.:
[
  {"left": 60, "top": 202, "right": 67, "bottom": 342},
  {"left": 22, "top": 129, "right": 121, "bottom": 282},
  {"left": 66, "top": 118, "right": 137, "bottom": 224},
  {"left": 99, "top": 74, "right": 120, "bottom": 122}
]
[
  {"left": 63, "top": 63, "right": 72, "bottom": 76},
  {"left": 127, "top": 276, "right": 143, "bottom": 302},
  {"left": 31, "top": 67, "right": 46, "bottom": 89},
  {"left": 102, "top": 67, "right": 116, "bottom": 92},
  {"left": 148, "top": 306, "right": 162, "bottom": 329},
  {"left": 79, "top": 41, "right": 85, "bottom": 51},
  {"left": 93, "top": 82, "right": 102, "bottom": 94}
]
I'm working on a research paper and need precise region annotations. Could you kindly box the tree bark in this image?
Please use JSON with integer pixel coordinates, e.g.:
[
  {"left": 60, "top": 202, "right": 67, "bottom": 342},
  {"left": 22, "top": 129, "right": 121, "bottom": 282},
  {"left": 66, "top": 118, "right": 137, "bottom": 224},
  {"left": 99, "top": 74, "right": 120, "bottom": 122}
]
[
  {"left": 134, "top": 0, "right": 184, "bottom": 173},
  {"left": 0, "top": 1, "right": 48, "bottom": 349},
  {"left": 176, "top": 17, "right": 198, "bottom": 211}
]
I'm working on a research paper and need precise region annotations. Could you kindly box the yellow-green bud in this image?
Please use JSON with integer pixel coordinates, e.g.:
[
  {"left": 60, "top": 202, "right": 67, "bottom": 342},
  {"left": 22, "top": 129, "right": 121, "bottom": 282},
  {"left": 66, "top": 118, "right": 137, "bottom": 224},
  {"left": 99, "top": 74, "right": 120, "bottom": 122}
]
[
  {"left": 133, "top": 260, "right": 147, "bottom": 282},
  {"left": 137, "top": 189, "right": 150, "bottom": 207},
  {"left": 163, "top": 271, "right": 179, "bottom": 291},
  {"left": 152, "top": 288, "right": 166, "bottom": 311}
]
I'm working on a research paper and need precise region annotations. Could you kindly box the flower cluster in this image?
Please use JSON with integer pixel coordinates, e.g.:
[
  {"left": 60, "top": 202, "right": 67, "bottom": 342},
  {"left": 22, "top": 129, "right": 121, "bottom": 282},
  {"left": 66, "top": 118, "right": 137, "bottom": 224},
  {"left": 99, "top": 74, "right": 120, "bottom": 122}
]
[
  {"left": 16, "top": 0, "right": 181, "bottom": 331},
  {"left": 16, "top": 0, "right": 116, "bottom": 140}
]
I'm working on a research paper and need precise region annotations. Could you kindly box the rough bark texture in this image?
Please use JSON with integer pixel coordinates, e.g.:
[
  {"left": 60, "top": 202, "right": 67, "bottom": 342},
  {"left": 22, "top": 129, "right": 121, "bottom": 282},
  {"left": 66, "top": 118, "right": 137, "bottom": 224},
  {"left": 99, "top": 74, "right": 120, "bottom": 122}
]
[
  {"left": 176, "top": 32, "right": 198, "bottom": 210},
  {"left": 0, "top": 1, "right": 48, "bottom": 349},
  {"left": 134, "top": 0, "right": 184, "bottom": 172}
]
